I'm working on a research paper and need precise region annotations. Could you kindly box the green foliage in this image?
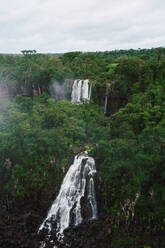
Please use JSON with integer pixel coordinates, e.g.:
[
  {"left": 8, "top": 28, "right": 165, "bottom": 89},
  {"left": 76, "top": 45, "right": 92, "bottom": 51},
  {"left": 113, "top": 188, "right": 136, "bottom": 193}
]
[
  {"left": 0, "top": 95, "right": 104, "bottom": 204},
  {"left": 0, "top": 48, "right": 165, "bottom": 245}
]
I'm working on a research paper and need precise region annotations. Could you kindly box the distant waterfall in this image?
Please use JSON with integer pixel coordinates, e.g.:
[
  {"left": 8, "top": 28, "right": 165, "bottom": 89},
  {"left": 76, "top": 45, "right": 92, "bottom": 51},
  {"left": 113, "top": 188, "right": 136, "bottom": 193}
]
[
  {"left": 38, "top": 152, "right": 97, "bottom": 245},
  {"left": 71, "top": 79, "right": 92, "bottom": 103},
  {"left": 104, "top": 95, "right": 108, "bottom": 115},
  {"left": 88, "top": 82, "right": 92, "bottom": 100}
]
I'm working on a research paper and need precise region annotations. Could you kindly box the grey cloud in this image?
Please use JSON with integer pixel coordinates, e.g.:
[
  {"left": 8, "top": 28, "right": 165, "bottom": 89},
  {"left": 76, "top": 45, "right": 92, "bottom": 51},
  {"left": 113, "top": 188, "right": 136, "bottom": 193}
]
[{"left": 0, "top": 0, "right": 164, "bottom": 53}]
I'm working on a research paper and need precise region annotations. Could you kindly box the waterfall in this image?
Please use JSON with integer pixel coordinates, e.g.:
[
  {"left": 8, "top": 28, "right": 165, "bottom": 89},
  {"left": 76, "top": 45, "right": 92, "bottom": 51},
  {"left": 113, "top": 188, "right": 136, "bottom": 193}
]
[
  {"left": 71, "top": 79, "right": 91, "bottom": 103},
  {"left": 71, "top": 79, "right": 78, "bottom": 103},
  {"left": 77, "top": 80, "right": 82, "bottom": 102},
  {"left": 88, "top": 82, "right": 92, "bottom": 100},
  {"left": 88, "top": 178, "right": 97, "bottom": 220},
  {"left": 82, "top": 79, "right": 89, "bottom": 100},
  {"left": 104, "top": 95, "right": 108, "bottom": 115},
  {"left": 38, "top": 152, "right": 97, "bottom": 244}
]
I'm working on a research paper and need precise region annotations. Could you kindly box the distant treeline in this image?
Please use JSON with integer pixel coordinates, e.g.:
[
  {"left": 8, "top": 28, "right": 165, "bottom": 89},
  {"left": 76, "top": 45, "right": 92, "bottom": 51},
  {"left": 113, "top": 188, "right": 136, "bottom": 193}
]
[
  {"left": 0, "top": 47, "right": 164, "bottom": 59},
  {"left": 0, "top": 47, "right": 165, "bottom": 99}
]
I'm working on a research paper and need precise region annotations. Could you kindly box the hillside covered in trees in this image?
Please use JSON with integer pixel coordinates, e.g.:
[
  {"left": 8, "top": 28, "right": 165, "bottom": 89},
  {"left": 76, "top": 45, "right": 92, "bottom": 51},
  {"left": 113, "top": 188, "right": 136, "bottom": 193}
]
[{"left": 0, "top": 48, "right": 165, "bottom": 248}]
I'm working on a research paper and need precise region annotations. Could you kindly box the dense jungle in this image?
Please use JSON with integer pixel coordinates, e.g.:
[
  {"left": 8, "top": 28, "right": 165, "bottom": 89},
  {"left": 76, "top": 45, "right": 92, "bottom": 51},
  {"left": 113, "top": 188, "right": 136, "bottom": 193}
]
[{"left": 0, "top": 48, "right": 165, "bottom": 248}]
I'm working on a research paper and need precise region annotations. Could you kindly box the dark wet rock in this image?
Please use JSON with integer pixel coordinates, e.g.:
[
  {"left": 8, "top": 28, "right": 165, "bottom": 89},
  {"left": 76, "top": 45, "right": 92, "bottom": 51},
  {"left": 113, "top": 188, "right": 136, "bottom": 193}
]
[{"left": 1, "top": 189, "right": 165, "bottom": 248}]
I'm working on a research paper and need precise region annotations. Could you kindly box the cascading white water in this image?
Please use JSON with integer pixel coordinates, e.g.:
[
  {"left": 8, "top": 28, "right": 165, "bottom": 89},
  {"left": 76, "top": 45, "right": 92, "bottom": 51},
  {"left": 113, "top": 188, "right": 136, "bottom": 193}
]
[
  {"left": 71, "top": 79, "right": 78, "bottom": 103},
  {"left": 82, "top": 79, "right": 89, "bottom": 100},
  {"left": 77, "top": 80, "right": 82, "bottom": 102},
  {"left": 38, "top": 152, "right": 97, "bottom": 244},
  {"left": 88, "top": 178, "right": 97, "bottom": 220},
  {"left": 71, "top": 79, "right": 91, "bottom": 103}
]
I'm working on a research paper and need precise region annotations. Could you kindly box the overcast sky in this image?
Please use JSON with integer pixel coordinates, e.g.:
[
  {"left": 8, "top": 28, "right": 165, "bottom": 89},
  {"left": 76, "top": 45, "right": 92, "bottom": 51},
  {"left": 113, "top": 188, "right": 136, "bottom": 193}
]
[{"left": 0, "top": 0, "right": 164, "bottom": 53}]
